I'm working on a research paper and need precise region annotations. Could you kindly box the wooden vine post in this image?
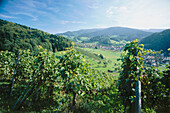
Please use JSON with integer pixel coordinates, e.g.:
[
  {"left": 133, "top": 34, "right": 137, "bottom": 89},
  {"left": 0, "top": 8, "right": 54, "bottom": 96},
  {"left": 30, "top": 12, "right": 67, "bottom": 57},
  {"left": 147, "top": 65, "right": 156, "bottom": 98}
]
[
  {"left": 136, "top": 77, "right": 141, "bottom": 113},
  {"left": 135, "top": 49, "right": 141, "bottom": 113}
]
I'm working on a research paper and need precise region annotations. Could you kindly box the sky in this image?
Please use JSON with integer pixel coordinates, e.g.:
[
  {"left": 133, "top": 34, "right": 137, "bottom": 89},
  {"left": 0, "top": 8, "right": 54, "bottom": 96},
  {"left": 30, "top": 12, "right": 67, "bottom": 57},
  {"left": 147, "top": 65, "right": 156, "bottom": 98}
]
[{"left": 0, "top": 0, "right": 170, "bottom": 34}]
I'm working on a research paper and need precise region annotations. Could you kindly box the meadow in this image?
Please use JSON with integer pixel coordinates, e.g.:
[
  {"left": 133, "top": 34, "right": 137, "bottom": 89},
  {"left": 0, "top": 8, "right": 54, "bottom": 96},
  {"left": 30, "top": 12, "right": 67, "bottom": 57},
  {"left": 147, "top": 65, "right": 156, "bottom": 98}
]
[{"left": 75, "top": 47, "right": 122, "bottom": 75}]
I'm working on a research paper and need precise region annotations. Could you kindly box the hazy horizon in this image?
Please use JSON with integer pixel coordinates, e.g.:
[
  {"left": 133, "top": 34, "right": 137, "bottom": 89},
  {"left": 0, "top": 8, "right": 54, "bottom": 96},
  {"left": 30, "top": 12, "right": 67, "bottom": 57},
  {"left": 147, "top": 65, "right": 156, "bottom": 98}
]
[
  {"left": 56, "top": 26, "right": 168, "bottom": 34},
  {"left": 0, "top": 0, "right": 170, "bottom": 34}
]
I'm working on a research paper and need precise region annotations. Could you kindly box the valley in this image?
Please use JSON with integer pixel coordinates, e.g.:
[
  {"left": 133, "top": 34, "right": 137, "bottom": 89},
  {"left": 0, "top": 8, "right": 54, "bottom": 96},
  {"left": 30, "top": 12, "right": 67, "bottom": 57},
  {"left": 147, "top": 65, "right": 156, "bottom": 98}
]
[
  {"left": 0, "top": 19, "right": 169, "bottom": 113},
  {"left": 0, "top": 0, "right": 170, "bottom": 112}
]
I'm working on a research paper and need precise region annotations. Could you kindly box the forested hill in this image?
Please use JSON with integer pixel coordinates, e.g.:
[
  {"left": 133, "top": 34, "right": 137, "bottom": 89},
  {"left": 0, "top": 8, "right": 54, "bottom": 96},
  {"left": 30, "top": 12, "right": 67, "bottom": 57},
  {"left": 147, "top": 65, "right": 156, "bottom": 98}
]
[
  {"left": 0, "top": 19, "right": 74, "bottom": 52},
  {"left": 58, "top": 27, "right": 152, "bottom": 41},
  {"left": 57, "top": 28, "right": 102, "bottom": 37},
  {"left": 140, "top": 29, "right": 170, "bottom": 52}
]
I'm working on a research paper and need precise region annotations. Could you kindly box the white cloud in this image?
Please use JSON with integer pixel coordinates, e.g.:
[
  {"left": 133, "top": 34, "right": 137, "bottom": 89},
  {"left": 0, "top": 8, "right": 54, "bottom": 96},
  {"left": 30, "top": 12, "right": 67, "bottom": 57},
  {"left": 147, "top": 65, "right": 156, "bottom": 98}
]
[
  {"left": 60, "top": 21, "right": 69, "bottom": 24},
  {"left": 60, "top": 20, "right": 86, "bottom": 24},
  {"left": 105, "top": 0, "right": 170, "bottom": 29},
  {"left": 20, "top": 0, "right": 47, "bottom": 8},
  {"left": 85, "top": 0, "right": 102, "bottom": 9},
  {"left": 11, "top": 12, "right": 38, "bottom": 21},
  {"left": 20, "top": 0, "right": 36, "bottom": 8},
  {"left": 47, "top": 7, "right": 60, "bottom": 14},
  {"left": 106, "top": 6, "right": 127, "bottom": 17},
  {"left": 0, "top": 14, "right": 16, "bottom": 18},
  {"left": 88, "top": 4, "right": 99, "bottom": 9},
  {"left": 106, "top": 7, "right": 114, "bottom": 15},
  {"left": 71, "top": 21, "right": 86, "bottom": 24},
  {"left": 7, "top": 0, "right": 47, "bottom": 15}
]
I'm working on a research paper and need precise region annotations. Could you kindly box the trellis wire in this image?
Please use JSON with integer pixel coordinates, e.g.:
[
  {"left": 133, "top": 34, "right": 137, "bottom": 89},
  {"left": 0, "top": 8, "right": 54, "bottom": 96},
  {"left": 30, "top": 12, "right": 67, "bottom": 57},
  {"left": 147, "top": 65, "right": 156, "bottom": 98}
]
[
  {"left": 56, "top": 83, "right": 69, "bottom": 113},
  {"left": 10, "top": 52, "right": 20, "bottom": 95},
  {"left": 12, "top": 63, "right": 42, "bottom": 110}
]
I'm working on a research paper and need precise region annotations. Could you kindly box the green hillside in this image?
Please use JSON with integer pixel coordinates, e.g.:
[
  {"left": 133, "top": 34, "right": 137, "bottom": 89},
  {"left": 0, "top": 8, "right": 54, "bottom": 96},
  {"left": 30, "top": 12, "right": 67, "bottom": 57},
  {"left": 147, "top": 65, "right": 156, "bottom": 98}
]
[
  {"left": 58, "top": 27, "right": 152, "bottom": 41},
  {"left": 140, "top": 29, "right": 170, "bottom": 52},
  {"left": 57, "top": 28, "right": 102, "bottom": 37},
  {"left": 0, "top": 19, "right": 74, "bottom": 52}
]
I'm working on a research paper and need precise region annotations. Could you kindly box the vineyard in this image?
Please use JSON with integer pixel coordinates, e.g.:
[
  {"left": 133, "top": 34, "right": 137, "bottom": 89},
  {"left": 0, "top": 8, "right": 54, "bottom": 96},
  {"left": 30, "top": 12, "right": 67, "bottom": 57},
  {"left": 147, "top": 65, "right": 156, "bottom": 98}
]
[{"left": 0, "top": 40, "right": 169, "bottom": 113}]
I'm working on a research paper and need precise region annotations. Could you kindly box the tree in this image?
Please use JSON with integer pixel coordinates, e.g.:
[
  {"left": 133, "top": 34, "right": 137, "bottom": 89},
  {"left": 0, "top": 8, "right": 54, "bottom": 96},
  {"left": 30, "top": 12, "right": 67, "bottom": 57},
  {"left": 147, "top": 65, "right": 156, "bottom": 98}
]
[{"left": 99, "top": 54, "right": 104, "bottom": 59}]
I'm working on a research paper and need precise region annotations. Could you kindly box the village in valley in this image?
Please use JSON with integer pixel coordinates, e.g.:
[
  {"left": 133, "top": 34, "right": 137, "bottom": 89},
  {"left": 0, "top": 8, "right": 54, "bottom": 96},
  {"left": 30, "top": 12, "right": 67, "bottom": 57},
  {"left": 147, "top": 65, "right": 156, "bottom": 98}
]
[
  {"left": 144, "top": 53, "right": 170, "bottom": 67},
  {"left": 75, "top": 42, "right": 123, "bottom": 51}
]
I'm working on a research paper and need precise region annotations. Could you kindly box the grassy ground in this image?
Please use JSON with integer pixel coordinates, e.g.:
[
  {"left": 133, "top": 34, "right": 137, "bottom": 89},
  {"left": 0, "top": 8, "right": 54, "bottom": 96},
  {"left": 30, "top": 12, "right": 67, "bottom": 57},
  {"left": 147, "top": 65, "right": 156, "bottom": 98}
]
[
  {"left": 79, "top": 37, "right": 89, "bottom": 41},
  {"left": 75, "top": 47, "right": 122, "bottom": 75},
  {"left": 158, "top": 65, "right": 167, "bottom": 71}
]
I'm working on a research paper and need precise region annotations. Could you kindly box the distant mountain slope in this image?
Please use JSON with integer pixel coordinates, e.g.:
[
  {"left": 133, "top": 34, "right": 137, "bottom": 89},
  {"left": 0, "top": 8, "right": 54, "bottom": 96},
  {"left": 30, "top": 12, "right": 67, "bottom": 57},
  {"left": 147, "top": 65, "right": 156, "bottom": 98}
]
[
  {"left": 141, "top": 29, "right": 166, "bottom": 33},
  {"left": 57, "top": 28, "right": 102, "bottom": 37},
  {"left": 58, "top": 27, "right": 152, "bottom": 41},
  {"left": 140, "top": 29, "right": 170, "bottom": 52},
  {"left": 0, "top": 19, "right": 73, "bottom": 52}
]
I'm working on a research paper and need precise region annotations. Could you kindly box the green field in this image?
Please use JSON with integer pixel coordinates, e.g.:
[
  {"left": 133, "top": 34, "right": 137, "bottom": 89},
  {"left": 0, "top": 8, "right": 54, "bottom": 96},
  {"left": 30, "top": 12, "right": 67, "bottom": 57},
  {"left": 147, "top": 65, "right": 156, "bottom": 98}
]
[
  {"left": 75, "top": 47, "right": 122, "bottom": 75},
  {"left": 158, "top": 65, "right": 167, "bottom": 71},
  {"left": 79, "top": 37, "right": 89, "bottom": 41}
]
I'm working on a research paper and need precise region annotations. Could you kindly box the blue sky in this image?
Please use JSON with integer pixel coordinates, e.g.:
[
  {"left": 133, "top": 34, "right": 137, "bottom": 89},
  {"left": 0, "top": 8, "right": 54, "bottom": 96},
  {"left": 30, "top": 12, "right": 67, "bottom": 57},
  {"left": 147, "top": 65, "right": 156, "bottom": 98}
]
[{"left": 0, "top": 0, "right": 170, "bottom": 34}]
